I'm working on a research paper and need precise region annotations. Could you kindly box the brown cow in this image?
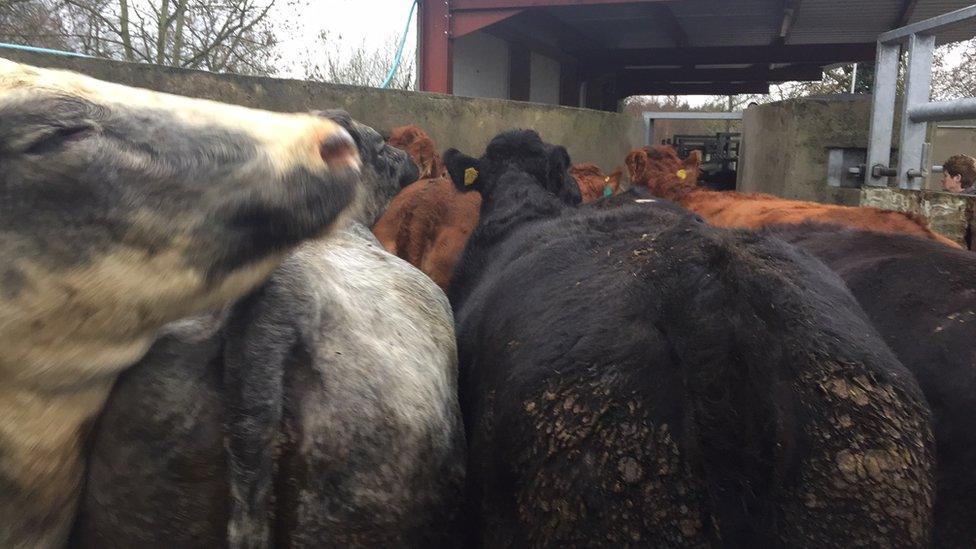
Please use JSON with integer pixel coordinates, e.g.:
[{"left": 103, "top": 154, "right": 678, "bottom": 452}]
[
  {"left": 627, "top": 145, "right": 962, "bottom": 248},
  {"left": 377, "top": 128, "right": 478, "bottom": 290},
  {"left": 570, "top": 163, "right": 623, "bottom": 203},
  {"left": 379, "top": 130, "right": 624, "bottom": 289},
  {"left": 373, "top": 174, "right": 481, "bottom": 291},
  {"left": 373, "top": 164, "right": 620, "bottom": 290},
  {"left": 389, "top": 125, "right": 445, "bottom": 180}
]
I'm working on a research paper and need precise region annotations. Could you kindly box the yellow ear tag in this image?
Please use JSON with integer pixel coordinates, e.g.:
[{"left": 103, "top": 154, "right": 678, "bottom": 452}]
[
  {"left": 604, "top": 176, "right": 611, "bottom": 183},
  {"left": 464, "top": 167, "right": 479, "bottom": 186},
  {"left": 676, "top": 169, "right": 687, "bottom": 180}
]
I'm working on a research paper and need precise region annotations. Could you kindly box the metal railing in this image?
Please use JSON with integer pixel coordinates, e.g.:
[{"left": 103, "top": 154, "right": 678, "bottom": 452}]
[
  {"left": 866, "top": 4, "right": 976, "bottom": 189},
  {"left": 643, "top": 111, "right": 743, "bottom": 146}
]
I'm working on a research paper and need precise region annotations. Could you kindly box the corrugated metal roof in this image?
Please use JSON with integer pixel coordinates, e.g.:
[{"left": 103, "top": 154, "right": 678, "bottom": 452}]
[
  {"left": 669, "top": 0, "right": 781, "bottom": 48},
  {"left": 547, "top": 0, "right": 974, "bottom": 48},
  {"left": 788, "top": 0, "right": 904, "bottom": 44},
  {"left": 909, "top": 1, "right": 976, "bottom": 44}
]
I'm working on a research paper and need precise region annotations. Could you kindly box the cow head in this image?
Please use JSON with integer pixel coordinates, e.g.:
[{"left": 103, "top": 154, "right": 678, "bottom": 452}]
[
  {"left": 626, "top": 145, "right": 701, "bottom": 201},
  {"left": 443, "top": 129, "right": 581, "bottom": 205},
  {"left": 0, "top": 59, "right": 361, "bottom": 376},
  {"left": 388, "top": 124, "right": 442, "bottom": 180},
  {"left": 443, "top": 147, "right": 481, "bottom": 192},
  {"left": 544, "top": 143, "right": 582, "bottom": 205},
  {"left": 316, "top": 110, "right": 418, "bottom": 227}
]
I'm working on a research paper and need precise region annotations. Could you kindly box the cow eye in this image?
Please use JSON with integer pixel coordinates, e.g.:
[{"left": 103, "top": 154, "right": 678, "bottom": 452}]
[{"left": 24, "top": 125, "right": 94, "bottom": 155}]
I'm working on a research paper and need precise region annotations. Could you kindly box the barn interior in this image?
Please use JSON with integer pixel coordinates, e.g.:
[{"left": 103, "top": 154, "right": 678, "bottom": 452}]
[
  {"left": 418, "top": 0, "right": 976, "bottom": 231},
  {"left": 418, "top": 0, "right": 976, "bottom": 108}
]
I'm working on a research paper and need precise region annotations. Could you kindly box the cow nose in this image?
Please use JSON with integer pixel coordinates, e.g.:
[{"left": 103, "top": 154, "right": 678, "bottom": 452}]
[{"left": 320, "top": 127, "right": 358, "bottom": 170}]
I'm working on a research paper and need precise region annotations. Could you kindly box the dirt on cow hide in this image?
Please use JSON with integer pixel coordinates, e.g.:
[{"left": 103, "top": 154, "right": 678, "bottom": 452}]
[
  {"left": 515, "top": 375, "right": 712, "bottom": 547},
  {"left": 781, "top": 362, "right": 934, "bottom": 547}
]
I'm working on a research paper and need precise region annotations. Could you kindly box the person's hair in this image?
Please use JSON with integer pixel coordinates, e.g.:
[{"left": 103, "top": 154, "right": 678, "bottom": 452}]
[{"left": 942, "top": 154, "right": 976, "bottom": 188}]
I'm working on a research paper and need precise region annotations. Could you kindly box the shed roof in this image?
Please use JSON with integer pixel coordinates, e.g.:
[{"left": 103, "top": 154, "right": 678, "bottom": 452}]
[{"left": 431, "top": 0, "right": 975, "bottom": 100}]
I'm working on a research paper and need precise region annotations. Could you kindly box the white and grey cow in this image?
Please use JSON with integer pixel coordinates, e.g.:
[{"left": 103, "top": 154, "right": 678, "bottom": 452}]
[
  {"left": 0, "top": 60, "right": 361, "bottom": 548},
  {"left": 72, "top": 112, "right": 466, "bottom": 547}
]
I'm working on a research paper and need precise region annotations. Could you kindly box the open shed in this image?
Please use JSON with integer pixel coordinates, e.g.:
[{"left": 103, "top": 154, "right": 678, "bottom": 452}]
[{"left": 418, "top": 0, "right": 976, "bottom": 109}]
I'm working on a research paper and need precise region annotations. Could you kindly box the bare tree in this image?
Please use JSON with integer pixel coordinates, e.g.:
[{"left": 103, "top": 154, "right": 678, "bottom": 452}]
[
  {"left": 0, "top": 0, "right": 70, "bottom": 49},
  {"left": 933, "top": 38, "right": 976, "bottom": 100},
  {"left": 303, "top": 31, "right": 415, "bottom": 90},
  {"left": 621, "top": 96, "right": 738, "bottom": 141},
  {"left": 0, "top": 0, "right": 286, "bottom": 75}
]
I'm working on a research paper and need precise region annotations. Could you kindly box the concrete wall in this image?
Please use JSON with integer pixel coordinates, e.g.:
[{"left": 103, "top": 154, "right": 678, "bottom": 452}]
[
  {"left": 741, "top": 94, "right": 976, "bottom": 202},
  {"left": 453, "top": 32, "right": 510, "bottom": 100},
  {"left": 529, "top": 52, "right": 560, "bottom": 105},
  {"left": 861, "top": 187, "right": 974, "bottom": 249},
  {"left": 2, "top": 50, "right": 642, "bottom": 171},
  {"left": 740, "top": 95, "right": 976, "bottom": 246},
  {"left": 739, "top": 95, "right": 880, "bottom": 207}
]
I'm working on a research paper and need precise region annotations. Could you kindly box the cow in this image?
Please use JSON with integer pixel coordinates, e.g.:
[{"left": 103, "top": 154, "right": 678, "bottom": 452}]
[
  {"left": 446, "top": 129, "right": 935, "bottom": 547},
  {"left": 626, "top": 145, "right": 962, "bottom": 248},
  {"left": 0, "top": 59, "right": 361, "bottom": 548},
  {"left": 770, "top": 224, "right": 976, "bottom": 548},
  {"left": 372, "top": 172, "right": 482, "bottom": 291},
  {"left": 374, "top": 124, "right": 477, "bottom": 290},
  {"left": 370, "top": 165, "right": 639, "bottom": 293},
  {"left": 570, "top": 163, "right": 622, "bottom": 203},
  {"left": 389, "top": 124, "right": 445, "bottom": 180},
  {"left": 373, "top": 138, "right": 581, "bottom": 291},
  {"left": 72, "top": 111, "right": 466, "bottom": 548}
]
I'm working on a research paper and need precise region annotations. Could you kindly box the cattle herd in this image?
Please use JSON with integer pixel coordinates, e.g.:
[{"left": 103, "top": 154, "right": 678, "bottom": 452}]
[{"left": 1, "top": 59, "right": 974, "bottom": 549}]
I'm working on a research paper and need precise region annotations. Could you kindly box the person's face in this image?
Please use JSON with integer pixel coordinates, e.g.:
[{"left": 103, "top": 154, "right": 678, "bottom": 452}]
[{"left": 942, "top": 171, "right": 963, "bottom": 192}]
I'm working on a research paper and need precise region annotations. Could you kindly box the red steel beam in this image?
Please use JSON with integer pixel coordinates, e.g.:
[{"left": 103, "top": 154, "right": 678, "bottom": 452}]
[
  {"left": 578, "top": 43, "right": 878, "bottom": 68},
  {"left": 453, "top": 9, "right": 523, "bottom": 38},
  {"left": 452, "top": 0, "right": 669, "bottom": 9},
  {"left": 419, "top": 0, "right": 452, "bottom": 94}
]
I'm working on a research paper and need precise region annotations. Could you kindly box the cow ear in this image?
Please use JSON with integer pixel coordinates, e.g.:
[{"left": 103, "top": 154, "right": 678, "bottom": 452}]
[
  {"left": 443, "top": 148, "right": 481, "bottom": 191},
  {"left": 546, "top": 145, "right": 580, "bottom": 205},
  {"left": 625, "top": 149, "right": 647, "bottom": 184},
  {"left": 686, "top": 149, "right": 702, "bottom": 168}
]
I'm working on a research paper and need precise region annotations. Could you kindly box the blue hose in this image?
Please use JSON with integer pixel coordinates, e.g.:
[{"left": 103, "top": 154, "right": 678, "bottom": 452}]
[
  {"left": 380, "top": 0, "right": 418, "bottom": 89},
  {"left": 0, "top": 42, "right": 91, "bottom": 58}
]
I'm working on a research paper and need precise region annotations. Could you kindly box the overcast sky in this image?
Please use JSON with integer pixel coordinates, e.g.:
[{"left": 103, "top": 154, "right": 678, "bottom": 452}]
[{"left": 273, "top": 0, "right": 419, "bottom": 79}]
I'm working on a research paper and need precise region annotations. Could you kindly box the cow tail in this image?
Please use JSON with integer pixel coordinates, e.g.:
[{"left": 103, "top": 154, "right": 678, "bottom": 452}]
[
  {"left": 221, "top": 281, "right": 296, "bottom": 549},
  {"left": 655, "top": 227, "right": 798, "bottom": 546}
]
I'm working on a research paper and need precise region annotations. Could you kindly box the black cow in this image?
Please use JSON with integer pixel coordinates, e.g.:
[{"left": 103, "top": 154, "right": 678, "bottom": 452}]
[
  {"left": 443, "top": 134, "right": 581, "bottom": 206},
  {"left": 772, "top": 224, "right": 976, "bottom": 548},
  {"left": 445, "top": 129, "right": 935, "bottom": 547}
]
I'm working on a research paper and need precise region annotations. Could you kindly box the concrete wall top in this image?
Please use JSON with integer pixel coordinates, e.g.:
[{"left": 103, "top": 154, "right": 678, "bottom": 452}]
[
  {"left": 741, "top": 94, "right": 976, "bottom": 203},
  {"left": 861, "top": 187, "right": 974, "bottom": 249},
  {"left": 1, "top": 50, "right": 642, "bottom": 172},
  {"left": 739, "top": 95, "right": 879, "bottom": 206}
]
